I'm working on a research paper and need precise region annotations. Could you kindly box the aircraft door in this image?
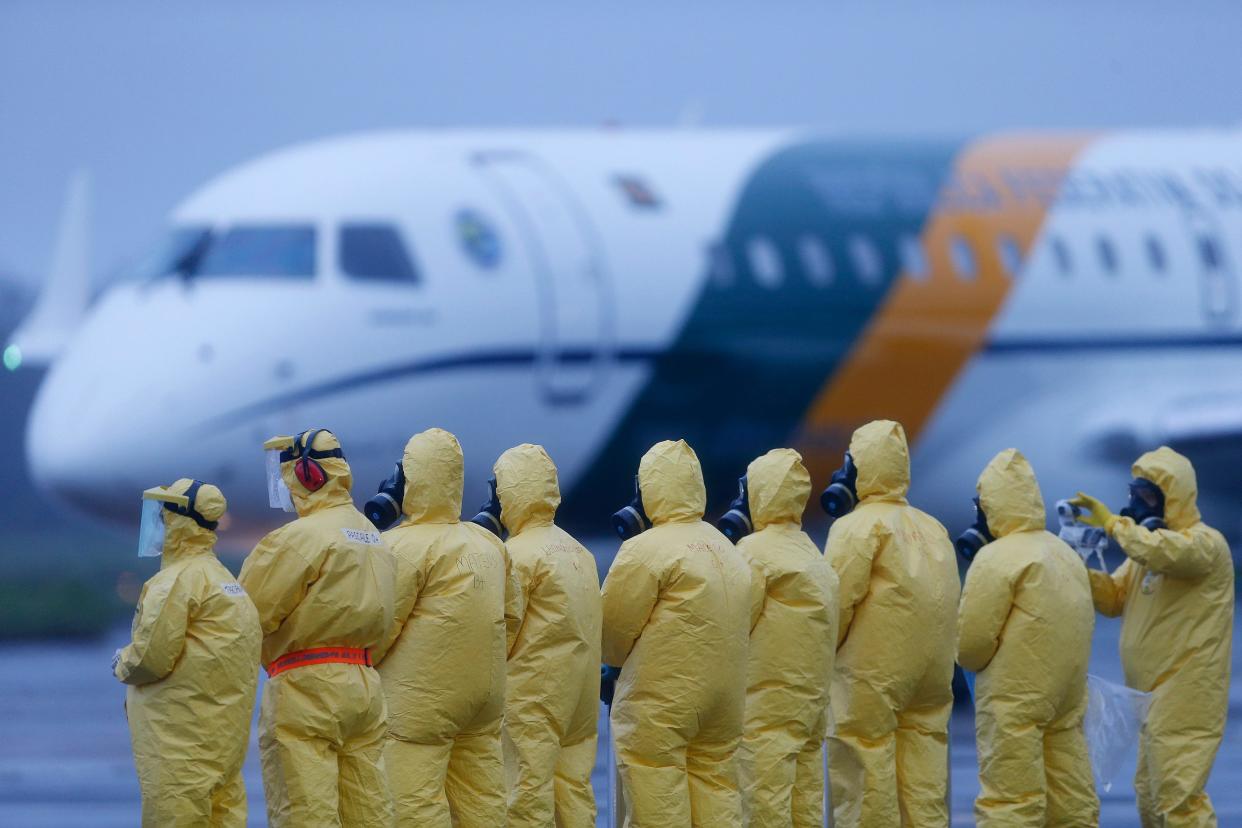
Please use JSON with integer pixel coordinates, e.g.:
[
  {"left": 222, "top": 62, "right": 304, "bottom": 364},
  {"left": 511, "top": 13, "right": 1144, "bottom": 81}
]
[
  {"left": 1183, "top": 206, "right": 1238, "bottom": 326},
  {"left": 474, "top": 151, "right": 612, "bottom": 404}
]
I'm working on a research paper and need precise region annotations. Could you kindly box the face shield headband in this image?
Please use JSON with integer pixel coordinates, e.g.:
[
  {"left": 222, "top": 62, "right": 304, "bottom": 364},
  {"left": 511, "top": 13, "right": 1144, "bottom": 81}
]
[{"left": 162, "top": 480, "right": 218, "bottom": 531}]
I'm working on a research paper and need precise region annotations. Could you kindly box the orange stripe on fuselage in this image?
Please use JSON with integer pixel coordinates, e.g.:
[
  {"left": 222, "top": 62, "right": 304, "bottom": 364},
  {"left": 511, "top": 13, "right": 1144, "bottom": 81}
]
[{"left": 793, "top": 133, "right": 1095, "bottom": 482}]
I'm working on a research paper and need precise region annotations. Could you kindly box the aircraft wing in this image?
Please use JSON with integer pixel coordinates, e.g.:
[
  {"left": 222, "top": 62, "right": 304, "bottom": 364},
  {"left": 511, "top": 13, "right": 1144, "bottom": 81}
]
[{"left": 1081, "top": 390, "right": 1242, "bottom": 528}]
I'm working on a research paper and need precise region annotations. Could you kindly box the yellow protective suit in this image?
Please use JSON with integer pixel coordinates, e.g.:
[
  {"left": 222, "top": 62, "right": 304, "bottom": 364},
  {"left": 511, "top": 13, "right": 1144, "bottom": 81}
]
[
  {"left": 601, "top": 439, "right": 752, "bottom": 828},
  {"left": 239, "top": 430, "right": 397, "bottom": 828},
  {"left": 1087, "top": 447, "right": 1234, "bottom": 827},
  {"left": 823, "top": 419, "right": 959, "bottom": 828},
  {"left": 736, "top": 449, "right": 838, "bottom": 828},
  {"left": 496, "top": 443, "right": 602, "bottom": 828},
  {"left": 957, "top": 449, "right": 1099, "bottom": 826},
  {"left": 116, "top": 479, "right": 261, "bottom": 828},
  {"left": 374, "top": 428, "right": 523, "bottom": 828}
]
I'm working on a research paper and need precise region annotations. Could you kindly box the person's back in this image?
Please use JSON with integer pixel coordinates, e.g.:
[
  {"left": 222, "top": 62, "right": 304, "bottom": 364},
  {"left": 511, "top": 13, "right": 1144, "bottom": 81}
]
[
  {"left": 497, "top": 444, "right": 602, "bottom": 828},
  {"left": 117, "top": 479, "right": 261, "bottom": 827},
  {"left": 967, "top": 536, "right": 1094, "bottom": 714},
  {"left": 735, "top": 449, "right": 837, "bottom": 828},
  {"left": 823, "top": 419, "right": 959, "bottom": 828},
  {"left": 240, "top": 429, "right": 397, "bottom": 828},
  {"left": 1082, "top": 446, "right": 1234, "bottom": 825},
  {"left": 602, "top": 439, "right": 752, "bottom": 828},
  {"left": 374, "top": 428, "right": 519, "bottom": 828},
  {"left": 958, "top": 449, "right": 1098, "bottom": 827}
]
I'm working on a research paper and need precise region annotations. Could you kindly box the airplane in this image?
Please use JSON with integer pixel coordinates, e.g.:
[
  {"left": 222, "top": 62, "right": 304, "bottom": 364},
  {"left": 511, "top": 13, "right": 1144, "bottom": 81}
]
[{"left": 12, "top": 127, "right": 1242, "bottom": 548}]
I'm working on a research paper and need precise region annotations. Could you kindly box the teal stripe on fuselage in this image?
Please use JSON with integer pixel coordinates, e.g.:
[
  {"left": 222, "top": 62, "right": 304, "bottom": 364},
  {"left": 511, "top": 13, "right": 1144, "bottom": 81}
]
[{"left": 563, "top": 138, "right": 961, "bottom": 526}]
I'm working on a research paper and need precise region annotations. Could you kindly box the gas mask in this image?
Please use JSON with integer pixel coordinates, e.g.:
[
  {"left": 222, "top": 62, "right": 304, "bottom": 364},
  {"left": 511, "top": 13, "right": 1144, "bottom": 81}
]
[
  {"left": 1120, "top": 478, "right": 1166, "bottom": 531},
  {"left": 611, "top": 476, "right": 651, "bottom": 541},
  {"left": 955, "top": 496, "right": 995, "bottom": 561},
  {"left": 469, "top": 477, "right": 505, "bottom": 539},
  {"left": 364, "top": 462, "right": 405, "bottom": 530},
  {"left": 820, "top": 451, "right": 859, "bottom": 519},
  {"left": 716, "top": 475, "right": 752, "bottom": 544}
]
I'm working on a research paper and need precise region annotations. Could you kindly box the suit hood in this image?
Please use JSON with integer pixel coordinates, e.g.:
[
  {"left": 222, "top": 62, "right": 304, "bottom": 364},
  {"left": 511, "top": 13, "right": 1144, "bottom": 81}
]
[
  {"left": 401, "top": 428, "right": 464, "bottom": 523},
  {"left": 280, "top": 429, "right": 354, "bottom": 516},
  {"left": 494, "top": 443, "right": 559, "bottom": 535},
  {"left": 746, "top": 448, "right": 810, "bottom": 530},
  {"left": 977, "top": 448, "right": 1046, "bottom": 537},
  {"left": 850, "top": 419, "right": 910, "bottom": 502},
  {"left": 160, "top": 477, "right": 225, "bottom": 564},
  {"left": 637, "top": 439, "right": 706, "bottom": 525},
  {"left": 1132, "top": 446, "right": 1200, "bottom": 531}
]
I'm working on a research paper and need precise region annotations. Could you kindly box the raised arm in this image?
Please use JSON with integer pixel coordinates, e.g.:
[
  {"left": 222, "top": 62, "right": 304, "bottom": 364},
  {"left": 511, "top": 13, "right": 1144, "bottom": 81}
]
[{"left": 1112, "top": 519, "right": 1220, "bottom": 580}]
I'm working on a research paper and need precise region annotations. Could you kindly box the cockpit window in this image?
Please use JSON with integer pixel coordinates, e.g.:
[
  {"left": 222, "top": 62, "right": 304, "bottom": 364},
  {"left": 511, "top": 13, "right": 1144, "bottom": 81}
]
[
  {"left": 130, "top": 226, "right": 212, "bottom": 282},
  {"left": 339, "top": 223, "right": 419, "bottom": 284},
  {"left": 135, "top": 224, "right": 317, "bottom": 281},
  {"left": 196, "top": 225, "right": 316, "bottom": 278}
]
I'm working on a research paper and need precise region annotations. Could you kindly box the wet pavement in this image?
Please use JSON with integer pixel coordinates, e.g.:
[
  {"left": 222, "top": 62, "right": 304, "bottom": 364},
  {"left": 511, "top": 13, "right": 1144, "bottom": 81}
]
[{"left": 1, "top": 612, "right": 1237, "bottom": 826}]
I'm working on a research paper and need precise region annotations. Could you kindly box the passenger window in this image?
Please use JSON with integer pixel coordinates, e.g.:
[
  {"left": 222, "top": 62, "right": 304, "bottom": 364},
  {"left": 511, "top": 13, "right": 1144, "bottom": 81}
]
[
  {"left": 747, "top": 236, "right": 784, "bottom": 288},
  {"left": 950, "top": 236, "right": 976, "bottom": 280},
  {"left": 849, "top": 235, "right": 883, "bottom": 286},
  {"left": 1198, "top": 235, "right": 1223, "bottom": 270},
  {"left": 1097, "top": 236, "right": 1118, "bottom": 276},
  {"left": 797, "top": 236, "right": 834, "bottom": 286},
  {"left": 1051, "top": 237, "right": 1073, "bottom": 277},
  {"left": 196, "top": 225, "right": 316, "bottom": 278},
  {"left": 340, "top": 224, "right": 419, "bottom": 284},
  {"left": 900, "top": 235, "right": 929, "bottom": 280},
  {"left": 1145, "top": 235, "right": 1166, "bottom": 275},
  {"left": 996, "top": 235, "right": 1022, "bottom": 278}
]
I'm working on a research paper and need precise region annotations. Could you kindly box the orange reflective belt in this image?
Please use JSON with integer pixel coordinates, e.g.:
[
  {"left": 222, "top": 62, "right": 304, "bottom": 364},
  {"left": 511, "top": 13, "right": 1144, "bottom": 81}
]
[{"left": 266, "top": 646, "right": 372, "bottom": 678}]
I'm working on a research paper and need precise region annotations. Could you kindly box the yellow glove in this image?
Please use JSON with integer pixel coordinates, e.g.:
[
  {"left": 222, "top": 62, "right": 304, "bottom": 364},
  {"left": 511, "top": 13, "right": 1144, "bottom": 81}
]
[{"left": 1070, "top": 492, "right": 1117, "bottom": 533}]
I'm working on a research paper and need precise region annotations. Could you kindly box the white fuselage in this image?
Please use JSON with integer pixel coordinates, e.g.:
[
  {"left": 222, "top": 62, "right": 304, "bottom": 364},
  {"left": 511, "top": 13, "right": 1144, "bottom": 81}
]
[{"left": 25, "top": 128, "right": 1242, "bottom": 543}]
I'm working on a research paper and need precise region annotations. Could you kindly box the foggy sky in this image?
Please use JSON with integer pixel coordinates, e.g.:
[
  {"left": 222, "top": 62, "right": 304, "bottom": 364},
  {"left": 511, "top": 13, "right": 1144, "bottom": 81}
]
[{"left": 1, "top": 0, "right": 1239, "bottom": 289}]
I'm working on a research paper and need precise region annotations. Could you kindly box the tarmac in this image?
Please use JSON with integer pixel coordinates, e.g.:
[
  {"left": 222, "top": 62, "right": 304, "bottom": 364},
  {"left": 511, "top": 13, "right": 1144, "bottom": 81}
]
[{"left": 0, "top": 610, "right": 1238, "bottom": 826}]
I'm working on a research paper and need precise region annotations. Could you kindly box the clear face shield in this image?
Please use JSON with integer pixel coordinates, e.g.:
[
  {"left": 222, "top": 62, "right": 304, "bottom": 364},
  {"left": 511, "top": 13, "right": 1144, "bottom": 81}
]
[
  {"left": 264, "top": 435, "right": 296, "bottom": 512},
  {"left": 138, "top": 486, "right": 189, "bottom": 558}
]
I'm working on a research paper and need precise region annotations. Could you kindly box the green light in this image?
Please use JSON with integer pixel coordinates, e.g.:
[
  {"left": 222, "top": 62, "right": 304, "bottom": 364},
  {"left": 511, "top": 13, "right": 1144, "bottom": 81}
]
[{"left": 3, "top": 344, "right": 21, "bottom": 372}]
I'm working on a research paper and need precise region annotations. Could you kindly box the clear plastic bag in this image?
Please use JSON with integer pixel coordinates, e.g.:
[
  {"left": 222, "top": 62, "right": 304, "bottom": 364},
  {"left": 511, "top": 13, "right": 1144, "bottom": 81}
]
[{"left": 1084, "top": 673, "right": 1152, "bottom": 792}]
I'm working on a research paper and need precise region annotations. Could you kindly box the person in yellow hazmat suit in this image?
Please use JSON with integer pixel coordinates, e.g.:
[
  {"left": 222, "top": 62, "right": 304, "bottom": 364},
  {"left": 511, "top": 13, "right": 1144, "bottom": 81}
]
[
  {"left": 729, "top": 449, "right": 838, "bottom": 828},
  {"left": 372, "top": 427, "right": 524, "bottom": 828},
  {"left": 493, "top": 443, "right": 602, "bottom": 828},
  {"left": 115, "top": 478, "right": 261, "bottom": 827},
  {"left": 240, "top": 429, "right": 397, "bottom": 828},
  {"left": 601, "top": 439, "right": 752, "bottom": 828},
  {"left": 957, "top": 449, "right": 1099, "bottom": 826},
  {"left": 1073, "top": 446, "right": 1234, "bottom": 827},
  {"left": 822, "top": 419, "right": 959, "bottom": 828}
]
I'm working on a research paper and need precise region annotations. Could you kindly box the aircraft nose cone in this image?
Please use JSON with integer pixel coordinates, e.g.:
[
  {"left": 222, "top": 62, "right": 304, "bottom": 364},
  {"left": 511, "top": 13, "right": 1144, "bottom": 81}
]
[{"left": 26, "top": 356, "right": 135, "bottom": 522}]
